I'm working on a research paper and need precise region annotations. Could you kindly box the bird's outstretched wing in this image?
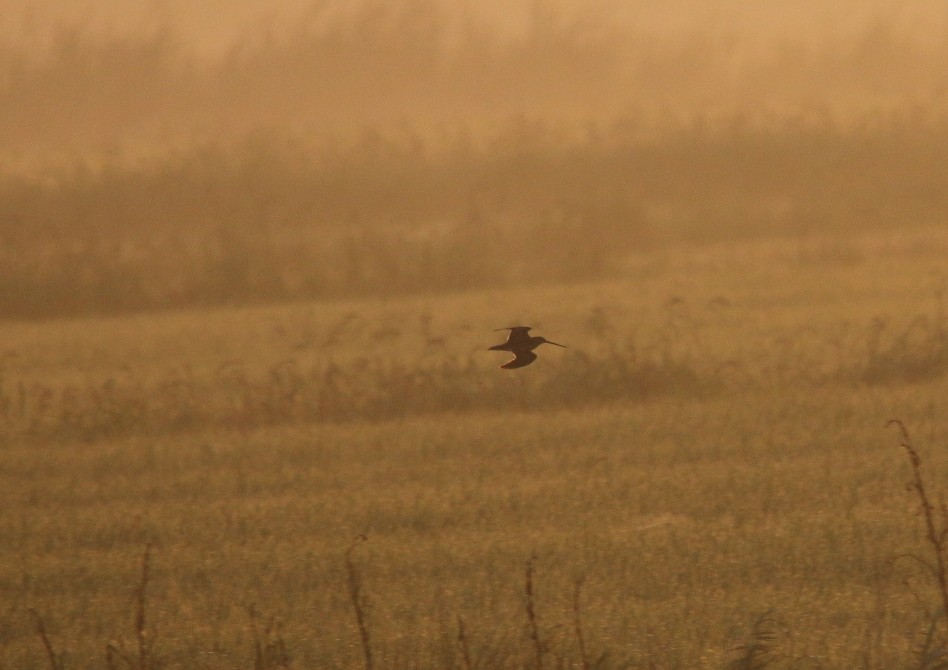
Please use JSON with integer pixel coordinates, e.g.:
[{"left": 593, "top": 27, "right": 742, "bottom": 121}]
[
  {"left": 496, "top": 326, "right": 532, "bottom": 346},
  {"left": 501, "top": 350, "right": 537, "bottom": 369}
]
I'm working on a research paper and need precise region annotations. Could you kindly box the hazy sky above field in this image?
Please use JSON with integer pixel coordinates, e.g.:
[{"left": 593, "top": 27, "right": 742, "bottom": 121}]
[
  {"left": 3, "top": 0, "right": 948, "bottom": 161},
  {"left": 4, "top": 0, "right": 948, "bottom": 56}
]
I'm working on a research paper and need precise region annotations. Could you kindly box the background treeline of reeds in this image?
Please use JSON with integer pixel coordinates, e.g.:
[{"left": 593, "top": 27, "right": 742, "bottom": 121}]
[
  {"left": 4, "top": 1, "right": 948, "bottom": 153},
  {"left": 3, "top": 114, "right": 948, "bottom": 318},
  {"left": 3, "top": 2, "right": 948, "bottom": 319}
]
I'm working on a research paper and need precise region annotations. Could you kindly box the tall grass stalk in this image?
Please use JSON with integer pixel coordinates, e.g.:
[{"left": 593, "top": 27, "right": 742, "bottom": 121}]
[
  {"left": 523, "top": 554, "right": 544, "bottom": 670},
  {"left": 572, "top": 576, "right": 590, "bottom": 670},
  {"left": 726, "top": 610, "right": 781, "bottom": 670},
  {"left": 456, "top": 615, "right": 473, "bottom": 670},
  {"left": 345, "top": 534, "right": 372, "bottom": 670},
  {"left": 105, "top": 643, "right": 124, "bottom": 670},
  {"left": 28, "top": 608, "right": 62, "bottom": 670},
  {"left": 248, "top": 604, "right": 290, "bottom": 670},
  {"left": 889, "top": 419, "right": 948, "bottom": 643},
  {"left": 135, "top": 544, "right": 151, "bottom": 670}
]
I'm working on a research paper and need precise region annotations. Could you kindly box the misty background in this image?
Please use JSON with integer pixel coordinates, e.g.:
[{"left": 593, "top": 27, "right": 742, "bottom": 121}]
[{"left": 2, "top": 0, "right": 948, "bottom": 318}]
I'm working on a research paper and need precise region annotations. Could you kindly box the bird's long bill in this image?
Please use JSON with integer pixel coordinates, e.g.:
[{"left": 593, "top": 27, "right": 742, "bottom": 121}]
[{"left": 546, "top": 341, "right": 566, "bottom": 348}]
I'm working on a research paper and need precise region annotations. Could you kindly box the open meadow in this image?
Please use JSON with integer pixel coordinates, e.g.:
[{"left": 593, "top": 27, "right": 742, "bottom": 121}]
[
  {"left": 4, "top": 227, "right": 948, "bottom": 668},
  {"left": 6, "top": 2, "right": 948, "bottom": 667}
]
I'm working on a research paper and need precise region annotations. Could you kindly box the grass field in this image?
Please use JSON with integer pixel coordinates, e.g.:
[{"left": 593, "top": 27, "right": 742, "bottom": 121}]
[{"left": 4, "top": 226, "right": 948, "bottom": 668}]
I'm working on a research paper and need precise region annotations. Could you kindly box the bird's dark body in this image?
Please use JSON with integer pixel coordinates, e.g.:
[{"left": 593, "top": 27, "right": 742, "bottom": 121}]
[{"left": 489, "top": 326, "right": 565, "bottom": 369}]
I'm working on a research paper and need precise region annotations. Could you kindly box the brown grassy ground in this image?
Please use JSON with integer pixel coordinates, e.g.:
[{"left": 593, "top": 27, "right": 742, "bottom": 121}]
[{"left": 3, "top": 227, "right": 948, "bottom": 668}]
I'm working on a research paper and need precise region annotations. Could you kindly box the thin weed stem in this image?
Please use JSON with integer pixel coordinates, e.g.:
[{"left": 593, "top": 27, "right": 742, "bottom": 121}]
[
  {"left": 457, "top": 614, "right": 473, "bottom": 670},
  {"left": 345, "top": 534, "right": 372, "bottom": 670},
  {"left": 28, "top": 608, "right": 61, "bottom": 670},
  {"left": 248, "top": 604, "right": 290, "bottom": 670},
  {"left": 135, "top": 543, "right": 152, "bottom": 670},
  {"left": 573, "top": 576, "right": 590, "bottom": 670},
  {"left": 104, "top": 643, "right": 128, "bottom": 670},
  {"left": 889, "top": 418, "right": 948, "bottom": 642},
  {"left": 524, "top": 554, "right": 544, "bottom": 670},
  {"left": 249, "top": 604, "right": 264, "bottom": 670}
]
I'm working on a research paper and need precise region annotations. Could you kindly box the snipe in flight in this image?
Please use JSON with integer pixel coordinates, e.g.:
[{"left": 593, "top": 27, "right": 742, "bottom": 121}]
[{"left": 489, "top": 326, "right": 565, "bottom": 369}]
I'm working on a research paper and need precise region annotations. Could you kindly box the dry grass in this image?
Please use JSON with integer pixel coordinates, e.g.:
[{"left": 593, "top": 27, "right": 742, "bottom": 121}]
[
  {"left": 2, "top": 231, "right": 948, "bottom": 667},
  {"left": 1, "top": 228, "right": 947, "bottom": 443}
]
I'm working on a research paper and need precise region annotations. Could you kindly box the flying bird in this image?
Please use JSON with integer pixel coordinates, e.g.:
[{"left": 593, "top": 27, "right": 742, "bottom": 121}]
[{"left": 489, "top": 326, "right": 565, "bottom": 369}]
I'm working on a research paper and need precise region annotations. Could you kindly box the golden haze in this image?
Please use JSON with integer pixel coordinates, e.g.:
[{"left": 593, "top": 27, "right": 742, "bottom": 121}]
[{"left": 3, "top": 1, "right": 948, "bottom": 668}]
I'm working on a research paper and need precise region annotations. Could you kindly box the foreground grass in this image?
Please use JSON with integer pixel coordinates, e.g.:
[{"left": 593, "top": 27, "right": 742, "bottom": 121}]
[
  {"left": 4, "top": 388, "right": 945, "bottom": 668},
  {"left": 3, "top": 230, "right": 948, "bottom": 667}
]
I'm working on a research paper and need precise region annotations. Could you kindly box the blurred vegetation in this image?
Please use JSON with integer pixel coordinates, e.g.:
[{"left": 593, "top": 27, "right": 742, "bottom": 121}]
[
  {"left": 4, "top": 2, "right": 948, "bottom": 148},
  {"left": 3, "top": 115, "right": 948, "bottom": 318},
  {"left": 2, "top": 1, "right": 948, "bottom": 318},
  {"left": 3, "top": 281, "right": 947, "bottom": 443}
]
